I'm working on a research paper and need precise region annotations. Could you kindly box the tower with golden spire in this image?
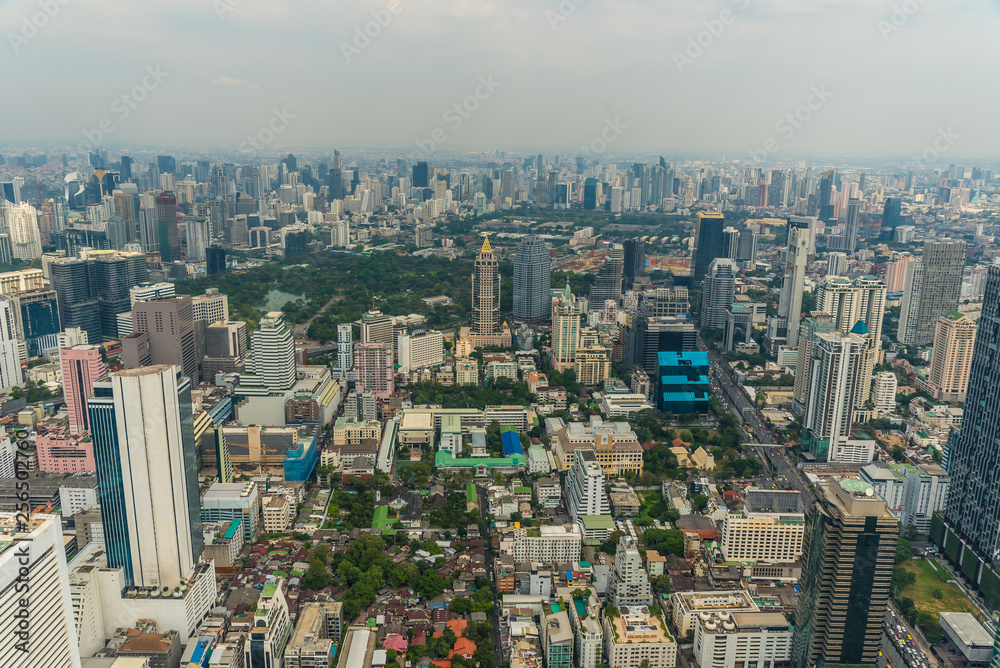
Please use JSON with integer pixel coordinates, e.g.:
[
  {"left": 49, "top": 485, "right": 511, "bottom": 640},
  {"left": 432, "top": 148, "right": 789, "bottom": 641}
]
[{"left": 472, "top": 236, "right": 500, "bottom": 337}]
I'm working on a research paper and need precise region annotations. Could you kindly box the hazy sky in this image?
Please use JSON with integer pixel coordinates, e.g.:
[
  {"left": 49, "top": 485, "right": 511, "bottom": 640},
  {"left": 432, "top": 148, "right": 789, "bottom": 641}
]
[{"left": 2, "top": 0, "right": 998, "bottom": 161}]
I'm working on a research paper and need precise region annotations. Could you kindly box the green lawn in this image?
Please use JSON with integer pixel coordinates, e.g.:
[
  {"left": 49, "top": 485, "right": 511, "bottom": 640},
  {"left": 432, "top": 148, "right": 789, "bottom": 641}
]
[{"left": 902, "top": 559, "right": 983, "bottom": 620}]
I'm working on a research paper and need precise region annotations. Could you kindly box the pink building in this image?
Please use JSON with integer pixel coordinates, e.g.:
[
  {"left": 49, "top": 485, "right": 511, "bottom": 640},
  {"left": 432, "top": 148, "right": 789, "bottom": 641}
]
[
  {"left": 36, "top": 428, "right": 95, "bottom": 474},
  {"left": 354, "top": 342, "right": 394, "bottom": 400},
  {"left": 60, "top": 345, "right": 108, "bottom": 434}
]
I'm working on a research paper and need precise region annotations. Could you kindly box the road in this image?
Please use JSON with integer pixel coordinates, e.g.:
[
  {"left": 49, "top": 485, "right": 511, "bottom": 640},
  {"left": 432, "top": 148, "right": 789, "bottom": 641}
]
[{"left": 477, "top": 484, "right": 505, "bottom": 668}]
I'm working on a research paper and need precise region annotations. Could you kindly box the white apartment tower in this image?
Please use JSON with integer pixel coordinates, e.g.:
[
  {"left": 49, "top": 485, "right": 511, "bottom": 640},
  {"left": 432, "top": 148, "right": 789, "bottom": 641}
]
[
  {"left": 610, "top": 539, "right": 653, "bottom": 608},
  {"left": 567, "top": 449, "right": 610, "bottom": 519},
  {"left": 872, "top": 372, "right": 897, "bottom": 417},
  {"left": 247, "top": 311, "right": 297, "bottom": 392},
  {"left": 0, "top": 297, "right": 23, "bottom": 392}
]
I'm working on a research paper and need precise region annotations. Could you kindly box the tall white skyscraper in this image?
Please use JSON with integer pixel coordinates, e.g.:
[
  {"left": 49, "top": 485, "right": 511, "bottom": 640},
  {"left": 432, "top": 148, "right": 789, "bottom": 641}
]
[
  {"left": 872, "top": 371, "right": 897, "bottom": 416},
  {"left": 0, "top": 296, "right": 24, "bottom": 392},
  {"left": 805, "top": 330, "right": 869, "bottom": 463},
  {"left": 0, "top": 514, "right": 81, "bottom": 668},
  {"left": 88, "top": 365, "right": 202, "bottom": 589},
  {"left": 775, "top": 216, "right": 815, "bottom": 349},
  {"left": 567, "top": 449, "right": 610, "bottom": 520},
  {"left": 609, "top": 539, "right": 653, "bottom": 608},
  {"left": 2, "top": 202, "right": 43, "bottom": 260},
  {"left": 337, "top": 323, "right": 353, "bottom": 376},
  {"left": 245, "top": 311, "right": 297, "bottom": 392}
]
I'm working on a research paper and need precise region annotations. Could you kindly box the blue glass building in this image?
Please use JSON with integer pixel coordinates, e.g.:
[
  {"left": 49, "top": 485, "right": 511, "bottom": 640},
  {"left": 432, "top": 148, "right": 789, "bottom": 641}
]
[{"left": 656, "top": 351, "right": 710, "bottom": 415}]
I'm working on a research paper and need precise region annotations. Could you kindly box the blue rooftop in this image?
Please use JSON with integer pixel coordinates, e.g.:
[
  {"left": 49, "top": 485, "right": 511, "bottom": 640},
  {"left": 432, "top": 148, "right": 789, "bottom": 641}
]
[
  {"left": 501, "top": 430, "right": 524, "bottom": 457},
  {"left": 658, "top": 350, "right": 710, "bottom": 368},
  {"left": 850, "top": 320, "right": 869, "bottom": 335}
]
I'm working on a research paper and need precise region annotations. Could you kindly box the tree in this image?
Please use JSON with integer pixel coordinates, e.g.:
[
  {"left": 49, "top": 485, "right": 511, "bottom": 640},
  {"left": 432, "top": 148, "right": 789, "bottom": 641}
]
[
  {"left": 891, "top": 446, "right": 906, "bottom": 462},
  {"left": 692, "top": 494, "right": 709, "bottom": 511},
  {"left": 652, "top": 575, "right": 673, "bottom": 595},
  {"left": 896, "top": 537, "right": 914, "bottom": 564}
]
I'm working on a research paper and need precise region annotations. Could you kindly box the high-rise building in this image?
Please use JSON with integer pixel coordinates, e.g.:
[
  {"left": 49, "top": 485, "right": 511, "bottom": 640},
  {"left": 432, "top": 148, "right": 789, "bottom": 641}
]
[
  {"left": 513, "top": 235, "right": 552, "bottom": 322},
  {"left": 622, "top": 238, "right": 645, "bottom": 289},
  {"left": 354, "top": 342, "right": 394, "bottom": 400},
  {"left": 817, "top": 170, "right": 836, "bottom": 221},
  {"left": 360, "top": 309, "right": 393, "bottom": 345},
  {"left": 9, "top": 288, "right": 61, "bottom": 356},
  {"left": 0, "top": 514, "right": 81, "bottom": 667},
  {"left": 880, "top": 197, "right": 902, "bottom": 241},
  {"left": 155, "top": 192, "right": 180, "bottom": 262},
  {"left": 700, "top": 258, "right": 737, "bottom": 330},
  {"left": 736, "top": 227, "right": 758, "bottom": 270},
  {"left": 625, "top": 315, "right": 697, "bottom": 375},
  {"left": 609, "top": 539, "right": 653, "bottom": 609},
  {"left": 589, "top": 243, "right": 624, "bottom": 305},
  {"left": 2, "top": 201, "right": 43, "bottom": 259},
  {"left": 88, "top": 365, "right": 203, "bottom": 589},
  {"left": 60, "top": 345, "right": 107, "bottom": 434},
  {"left": 337, "top": 323, "right": 353, "bottom": 375},
  {"left": 792, "top": 313, "right": 837, "bottom": 409},
  {"left": 130, "top": 296, "right": 199, "bottom": 383},
  {"left": 872, "top": 371, "right": 897, "bottom": 417},
  {"left": 206, "top": 246, "right": 227, "bottom": 275},
  {"left": 885, "top": 254, "right": 917, "bottom": 293},
  {"left": 397, "top": 330, "right": 444, "bottom": 374},
  {"left": 826, "top": 251, "right": 848, "bottom": 277},
  {"left": 772, "top": 216, "right": 815, "bottom": 349},
  {"left": 941, "top": 268, "right": 1000, "bottom": 599},
  {"left": 792, "top": 479, "right": 897, "bottom": 668},
  {"left": 202, "top": 320, "right": 247, "bottom": 378},
  {"left": 245, "top": 311, "right": 296, "bottom": 392},
  {"left": 0, "top": 297, "right": 22, "bottom": 393},
  {"left": 551, "top": 286, "right": 582, "bottom": 372},
  {"left": 567, "top": 449, "right": 610, "bottom": 520},
  {"left": 692, "top": 212, "right": 726, "bottom": 287},
  {"left": 925, "top": 312, "right": 976, "bottom": 403},
  {"left": 898, "top": 241, "right": 967, "bottom": 345},
  {"left": 804, "top": 329, "right": 871, "bottom": 463},
  {"left": 843, "top": 197, "right": 861, "bottom": 252},
  {"left": 472, "top": 237, "right": 501, "bottom": 335},
  {"left": 50, "top": 253, "right": 148, "bottom": 343}
]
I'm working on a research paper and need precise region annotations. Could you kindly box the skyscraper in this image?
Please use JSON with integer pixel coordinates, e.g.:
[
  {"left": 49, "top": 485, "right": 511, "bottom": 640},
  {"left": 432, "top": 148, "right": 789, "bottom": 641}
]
[
  {"left": 583, "top": 177, "right": 597, "bottom": 210},
  {"left": 60, "top": 344, "right": 107, "bottom": 434},
  {"left": 155, "top": 191, "right": 180, "bottom": 262},
  {"left": 817, "top": 170, "right": 835, "bottom": 221},
  {"left": 898, "top": 241, "right": 967, "bottom": 345},
  {"left": 700, "top": 258, "right": 737, "bottom": 330},
  {"left": 880, "top": 197, "right": 902, "bottom": 241},
  {"left": 589, "top": 243, "right": 624, "bottom": 306},
  {"left": 609, "top": 538, "right": 653, "bottom": 609},
  {"left": 513, "top": 235, "right": 552, "bottom": 322},
  {"left": 0, "top": 514, "right": 81, "bottom": 667},
  {"left": 88, "top": 365, "right": 202, "bottom": 589},
  {"left": 354, "top": 342, "right": 394, "bottom": 400},
  {"left": 804, "top": 328, "right": 869, "bottom": 463},
  {"left": 692, "top": 212, "right": 726, "bottom": 287},
  {"left": 772, "top": 216, "right": 815, "bottom": 349},
  {"left": 792, "top": 312, "right": 837, "bottom": 410},
  {"left": 552, "top": 285, "right": 582, "bottom": 372},
  {"left": 206, "top": 246, "right": 227, "bottom": 275},
  {"left": 2, "top": 201, "right": 43, "bottom": 260},
  {"left": 622, "top": 238, "right": 646, "bottom": 289},
  {"left": 793, "top": 479, "right": 897, "bottom": 668},
  {"left": 926, "top": 312, "right": 976, "bottom": 403},
  {"left": 130, "top": 296, "right": 199, "bottom": 383},
  {"left": 843, "top": 197, "right": 861, "bottom": 252},
  {"left": 472, "top": 237, "right": 501, "bottom": 336},
  {"left": 245, "top": 311, "right": 297, "bottom": 392},
  {"left": 942, "top": 267, "right": 1000, "bottom": 573},
  {"left": 337, "top": 323, "right": 353, "bottom": 376},
  {"left": 0, "top": 297, "right": 22, "bottom": 392}
]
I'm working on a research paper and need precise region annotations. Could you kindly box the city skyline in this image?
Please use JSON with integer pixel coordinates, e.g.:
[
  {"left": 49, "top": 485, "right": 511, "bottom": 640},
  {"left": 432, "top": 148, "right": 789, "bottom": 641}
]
[{"left": 0, "top": 1, "right": 997, "bottom": 160}]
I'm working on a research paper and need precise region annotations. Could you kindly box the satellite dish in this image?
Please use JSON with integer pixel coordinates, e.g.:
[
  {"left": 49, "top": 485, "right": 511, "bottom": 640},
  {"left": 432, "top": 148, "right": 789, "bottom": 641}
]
[{"left": 865, "top": 488, "right": 873, "bottom": 497}]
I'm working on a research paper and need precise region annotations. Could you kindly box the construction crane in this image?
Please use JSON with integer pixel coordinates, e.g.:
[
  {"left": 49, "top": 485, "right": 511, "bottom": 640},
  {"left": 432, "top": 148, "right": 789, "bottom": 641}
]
[{"left": 258, "top": 446, "right": 281, "bottom": 492}]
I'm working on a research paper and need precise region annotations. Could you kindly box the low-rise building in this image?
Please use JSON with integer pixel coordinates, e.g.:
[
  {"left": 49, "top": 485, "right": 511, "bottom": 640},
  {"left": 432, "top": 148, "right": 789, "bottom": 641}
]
[
  {"left": 603, "top": 606, "right": 677, "bottom": 668},
  {"left": 499, "top": 524, "right": 582, "bottom": 563},
  {"left": 720, "top": 512, "right": 805, "bottom": 563},
  {"left": 693, "top": 612, "right": 793, "bottom": 668},
  {"left": 262, "top": 494, "right": 293, "bottom": 533},
  {"left": 670, "top": 591, "right": 759, "bottom": 637},
  {"left": 552, "top": 416, "right": 643, "bottom": 477}
]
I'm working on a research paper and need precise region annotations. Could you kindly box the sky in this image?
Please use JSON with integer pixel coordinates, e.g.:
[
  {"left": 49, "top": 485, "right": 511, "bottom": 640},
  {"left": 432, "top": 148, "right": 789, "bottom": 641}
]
[{"left": 2, "top": 0, "right": 998, "bottom": 161}]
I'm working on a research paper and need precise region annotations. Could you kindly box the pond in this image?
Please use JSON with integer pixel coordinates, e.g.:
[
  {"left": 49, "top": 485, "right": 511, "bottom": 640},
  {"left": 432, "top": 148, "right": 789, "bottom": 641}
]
[{"left": 256, "top": 289, "right": 305, "bottom": 312}]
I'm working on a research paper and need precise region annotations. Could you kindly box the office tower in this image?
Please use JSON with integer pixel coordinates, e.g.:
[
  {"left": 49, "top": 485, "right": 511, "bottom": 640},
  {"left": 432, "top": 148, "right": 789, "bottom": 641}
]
[
  {"left": 826, "top": 252, "right": 847, "bottom": 277},
  {"left": 412, "top": 161, "right": 430, "bottom": 188},
  {"left": 609, "top": 539, "right": 653, "bottom": 608},
  {"left": 583, "top": 177, "right": 597, "bottom": 210},
  {"left": 872, "top": 371, "right": 897, "bottom": 416},
  {"left": 130, "top": 296, "right": 199, "bottom": 382},
  {"left": 552, "top": 286, "right": 582, "bottom": 372},
  {"left": 88, "top": 365, "right": 202, "bottom": 589},
  {"left": 884, "top": 256, "right": 915, "bottom": 293},
  {"left": 246, "top": 581, "right": 292, "bottom": 668},
  {"left": 736, "top": 227, "right": 759, "bottom": 269},
  {"left": 155, "top": 191, "right": 180, "bottom": 262},
  {"left": 60, "top": 344, "right": 107, "bottom": 434},
  {"left": 10, "top": 289, "right": 60, "bottom": 356},
  {"left": 0, "top": 297, "right": 22, "bottom": 393},
  {"left": 625, "top": 315, "right": 697, "bottom": 375},
  {"left": 817, "top": 170, "right": 835, "bottom": 220},
  {"left": 337, "top": 323, "right": 353, "bottom": 375},
  {"left": 692, "top": 212, "right": 726, "bottom": 287},
  {"left": 91, "top": 251, "right": 149, "bottom": 340},
  {"left": 0, "top": 514, "right": 81, "bottom": 667},
  {"left": 926, "top": 312, "right": 976, "bottom": 403},
  {"left": 792, "top": 313, "right": 837, "bottom": 409},
  {"left": 2, "top": 201, "right": 43, "bottom": 259},
  {"left": 700, "top": 258, "right": 737, "bottom": 330},
  {"left": 513, "top": 235, "right": 552, "bottom": 322},
  {"left": 589, "top": 243, "right": 624, "bottom": 305},
  {"left": 360, "top": 309, "right": 394, "bottom": 344},
  {"left": 622, "top": 238, "right": 645, "bottom": 289},
  {"left": 191, "top": 288, "right": 230, "bottom": 323},
  {"left": 472, "top": 237, "right": 501, "bottom": 335},
  {"left": 157, "top": 155, "right": 176, "bottom": 175},
  {"left": 792, "top": 479, "right": 897, "bottom": 668},
  {"left": 656, "top": 350, "right": 710, "bottom": 415},
  {"left": 773, "top": 216, "right": 815, "bottom": 349},
  {"left": 567, "top": 449, "right": 610, "bottom": 519},
  {"left": 804, "top": 329, "right": 868, "bottom": 463},
  {"left": 880, "top": 197, "right": 902, "bottom": 241},
  {"left": 130, "top": 281, "right": 176, "bottom": 306},
  {"left": 942, "top": 268, "right": 1000, "bottom": 567},
  {"left": 898, "top": 241, "right": 967, "bottom": 345},
  {"left": 397, "top": 330, "right": 444, "bottom": 374},
  {"left": 354, "top": 342, "right": 394, "bottom": 400},
  {"left": 202, "top": 320, "right": 248, "bottom": 378},
  {"left": 843, "top": 198, "right": 861, "bottom": 252},
  {"left": 206, "top": 246, "right": 227, "bottom": 275},
  {"left": 245, "top": 311, "right": 296, "bottom": 392}
]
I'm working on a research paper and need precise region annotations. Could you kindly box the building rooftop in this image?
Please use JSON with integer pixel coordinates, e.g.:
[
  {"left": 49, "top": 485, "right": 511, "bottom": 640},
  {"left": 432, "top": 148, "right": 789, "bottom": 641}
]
[{"left": 940, "top": 612, "right": 994, "bottom": 649}]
